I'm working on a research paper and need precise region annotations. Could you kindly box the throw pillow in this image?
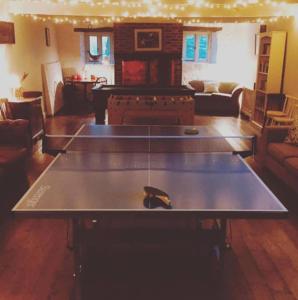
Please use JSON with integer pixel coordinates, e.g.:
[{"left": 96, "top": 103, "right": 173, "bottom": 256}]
[
  {"left": 218, "top": 82, "right": 238, "bottom": 94},
  {"left": 188, "top": 80, "right": 204, "bottom": 92},
  {"left": 203, "top": 82, "right": 219, "bottom": 93},
  {"left": 284, "top": 125, "right": 298, "bottom": 145}
]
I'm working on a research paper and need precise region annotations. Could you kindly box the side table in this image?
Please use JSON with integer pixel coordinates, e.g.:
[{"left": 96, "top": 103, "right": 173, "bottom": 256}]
[{"left": 9, "top": 96, "right": 44, "bottom": 142}]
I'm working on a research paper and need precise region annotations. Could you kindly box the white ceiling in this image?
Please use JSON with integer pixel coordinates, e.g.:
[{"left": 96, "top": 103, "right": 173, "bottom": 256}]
[{"left": 7, "top": 0, "right": 298, "bottom": 19}]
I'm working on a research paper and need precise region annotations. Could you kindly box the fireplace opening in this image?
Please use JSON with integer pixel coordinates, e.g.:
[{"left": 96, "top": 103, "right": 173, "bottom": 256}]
[
  {"left": 121, "top": 57, "right": 176, "bottom": 86},
  {"left": 121, "top": 59, "right": 158, "bottom": 86}
]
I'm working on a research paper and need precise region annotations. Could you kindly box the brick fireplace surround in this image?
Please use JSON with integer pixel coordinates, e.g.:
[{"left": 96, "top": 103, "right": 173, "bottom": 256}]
[{"left": 114, "top": 23, "right": 183, "bottom": 86}]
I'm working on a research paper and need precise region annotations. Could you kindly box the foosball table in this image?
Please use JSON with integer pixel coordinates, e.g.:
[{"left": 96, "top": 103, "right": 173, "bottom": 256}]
[{"left": 108, "top": 95, "right": 195, "bottom": 125}]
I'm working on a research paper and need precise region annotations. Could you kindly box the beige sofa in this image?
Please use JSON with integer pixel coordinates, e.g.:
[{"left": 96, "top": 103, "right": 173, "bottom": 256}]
[
  {"left": 188, "top": 80, "right": 243, "bottom": 116},
  {"left": 258, "top": 126, "right": 298, "bottom": 194}
]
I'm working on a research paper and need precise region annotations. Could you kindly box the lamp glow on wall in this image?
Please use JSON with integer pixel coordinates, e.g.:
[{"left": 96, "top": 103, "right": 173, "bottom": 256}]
[
  {"left": 7, "top": 74, "right": 21, "bottom": 99},
  {"left": 293, "top": 5, "right": 298, "bottom": 28}
]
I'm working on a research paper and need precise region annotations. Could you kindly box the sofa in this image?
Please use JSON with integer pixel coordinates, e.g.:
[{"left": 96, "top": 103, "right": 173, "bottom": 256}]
[
  {"left": 258, "top": 126, "right": 298, "bottom": 194},
  {"left": 0, "top": 119, "right": 31, "bottom": 177},
  {"left": 188, "top": 80, "right": 243, "bottom": 116}
]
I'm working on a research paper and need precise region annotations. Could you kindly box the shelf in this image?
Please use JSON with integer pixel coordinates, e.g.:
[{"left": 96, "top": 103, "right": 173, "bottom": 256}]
[
  {"left": 252, "top": 31, "right": 286, "bottom": 129},
  {"left": 256, "top": 89, "right": 266, "bottom": 94},
  {"left": 255, "top": 106, "right": 265, "bottom": 113},
  {"left": 251, "top": 120, "right": 263, "bottom": 129}
]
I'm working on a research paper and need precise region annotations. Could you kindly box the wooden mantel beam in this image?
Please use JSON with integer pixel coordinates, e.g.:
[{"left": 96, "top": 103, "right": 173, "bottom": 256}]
[
  {"left": 183, "top": 26, "right": 222, "bottom": 32},
  {"left": 74, "top": 27, "right": 113, "bottom": 32}
]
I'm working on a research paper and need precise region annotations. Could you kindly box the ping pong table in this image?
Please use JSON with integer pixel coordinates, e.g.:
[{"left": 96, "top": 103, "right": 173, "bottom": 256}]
[{"left": 13, "top": 124, "right": 288, "bottom": 299}]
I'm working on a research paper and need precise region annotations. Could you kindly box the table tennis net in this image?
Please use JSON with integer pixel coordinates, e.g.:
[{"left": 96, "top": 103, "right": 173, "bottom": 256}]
[{"left": 43, "top": 134, "right": 255, "bottom": 155}]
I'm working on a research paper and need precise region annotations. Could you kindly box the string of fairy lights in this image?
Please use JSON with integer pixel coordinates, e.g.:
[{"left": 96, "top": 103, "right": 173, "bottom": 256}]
[
  {"left": 10, "top": 0, "right": 297, "bottom": 25},
  {"left": 15, "top": 13, "right": 292, "bottom": 25}
]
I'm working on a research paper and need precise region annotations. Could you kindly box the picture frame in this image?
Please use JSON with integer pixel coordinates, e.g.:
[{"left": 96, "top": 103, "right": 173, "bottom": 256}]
[
  {"left": 45, "top": 27, "right": 51, "bottom": 47},
  {"left": 0, "top": 21, "right": 15, "bottom": 44},
  {"left": 134, "top": 29, "right": 162, "bottom": 51}
]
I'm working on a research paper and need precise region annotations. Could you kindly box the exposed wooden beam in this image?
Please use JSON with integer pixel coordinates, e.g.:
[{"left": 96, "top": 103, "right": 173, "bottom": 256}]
[
  {"left": 183, "top": 26, "right": 222, "bottom": 32},
  {"left": 74, "top": 27, "right": 113, "bottom": 32}
]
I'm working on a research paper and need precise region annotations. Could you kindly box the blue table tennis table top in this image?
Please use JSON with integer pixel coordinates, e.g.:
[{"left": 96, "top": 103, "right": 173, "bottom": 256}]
[{"left": 13, "top": 125, "right": 287, "bottom": 218}]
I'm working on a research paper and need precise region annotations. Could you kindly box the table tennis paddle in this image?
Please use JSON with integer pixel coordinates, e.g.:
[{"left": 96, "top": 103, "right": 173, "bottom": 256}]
[
  {"left": 143, "top": 186, "right": 172, "bottom": 209},
  {"left": 184, "top": 128, "right": 199, "bottom": 135}
]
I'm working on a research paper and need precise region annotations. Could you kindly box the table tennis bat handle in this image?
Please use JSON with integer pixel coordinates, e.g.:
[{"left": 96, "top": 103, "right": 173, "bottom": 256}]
[
  {"left": 155, "top": 195, "right": 171, "bottom": 207},
  {"left": 144, "top": 186, "right": 172, "bottom": 208}
]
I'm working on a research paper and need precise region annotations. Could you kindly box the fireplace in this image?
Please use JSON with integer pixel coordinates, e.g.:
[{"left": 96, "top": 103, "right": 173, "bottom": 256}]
[
  {"left": 116, "top": 54, "right": 181, "bottom": 87},
  {"left": 122, "top": 59, "right": 158, "bottom": 86},
  {"left": 122, "top": 57, "right": 175, "bottom": 86},
  {"left": 114, "top": 23, "right": 183, "bottom": 86}
]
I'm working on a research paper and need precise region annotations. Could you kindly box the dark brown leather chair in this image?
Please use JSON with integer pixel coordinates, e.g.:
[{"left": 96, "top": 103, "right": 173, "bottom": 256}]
[{"left": 0, "top": 119, "right": 31, "bottom": 175}]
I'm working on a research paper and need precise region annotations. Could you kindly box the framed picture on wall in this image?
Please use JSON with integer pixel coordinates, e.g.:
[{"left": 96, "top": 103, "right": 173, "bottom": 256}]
[
  {"left": 134, "top": 29, "right": 162, "bottom": 51},
  {"left": 45, "top": 27, "right": 51, "bottom": 47},
  {"left": 0, "top": 21, "right": 15, "bottom": 44}
]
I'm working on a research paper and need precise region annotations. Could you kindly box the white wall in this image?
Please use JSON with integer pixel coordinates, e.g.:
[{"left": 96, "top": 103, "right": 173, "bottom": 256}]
[
  {"left": 0, "top": 0, "right": 13, "bottom": 98},
  {"left": 182, "top": 23, "right": 259, "bottom": 88},
  {"left": 0, "top": 11, "right": 59, "bottom": 98},
  {"left": 266, "top": 17, "right": 298, "bottom": 98},
  {"left": 55, "top": 24, "right": 114, "bottom": 84}
]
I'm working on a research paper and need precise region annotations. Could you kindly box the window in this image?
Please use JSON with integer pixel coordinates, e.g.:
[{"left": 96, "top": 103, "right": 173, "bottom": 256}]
[
  {"left": 183, "top": 32, "right": 213, "bottom": 63},
  {"left": 85, "top": 32, "right": 113, "bottom": 64}
]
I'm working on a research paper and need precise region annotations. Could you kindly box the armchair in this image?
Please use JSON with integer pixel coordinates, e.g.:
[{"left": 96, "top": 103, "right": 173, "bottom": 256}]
[{"left": 0, "top": 119, "right": 31, "bottom": 175}]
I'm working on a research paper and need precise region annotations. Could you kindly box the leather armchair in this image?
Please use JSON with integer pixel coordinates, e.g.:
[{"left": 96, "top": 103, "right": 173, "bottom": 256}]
[{"left": 0, "top": 119, "right": 31, "bottom": 174}]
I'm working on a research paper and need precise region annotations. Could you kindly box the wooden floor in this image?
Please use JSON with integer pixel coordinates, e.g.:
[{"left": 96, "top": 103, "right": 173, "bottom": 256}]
[{"left": 1, "top": 112, "right": 298, "bottom": 300}]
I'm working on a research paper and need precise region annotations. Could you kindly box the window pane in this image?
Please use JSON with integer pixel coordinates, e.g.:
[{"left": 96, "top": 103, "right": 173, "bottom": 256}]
[
  {"left": 89, "top": 36, "right": 98, "bottom": 56},
  {"left": 198, "top": 34, "right": 209, "bottom": 61},
  {"left": 184, "top": 34, "right": 195, "bottom": 61},
  {"left": 102, "top": 35, "right": 111, "bottom": 59}
]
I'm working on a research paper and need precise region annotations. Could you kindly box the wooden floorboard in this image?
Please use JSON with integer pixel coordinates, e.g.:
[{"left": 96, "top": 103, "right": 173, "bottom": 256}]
[{"left": 1, "top": 112, "right": 298, "bottom": 300}]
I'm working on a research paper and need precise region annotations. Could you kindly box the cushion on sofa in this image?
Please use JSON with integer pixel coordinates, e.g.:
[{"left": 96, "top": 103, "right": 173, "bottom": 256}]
[
  {"left": 284, "top": 125, "right": 298, "bottom": 145},
  {"left": 194, "top": 92, "right": 212, "bottom": 97},
  {"left": 218, "top": 82, "right": 238, "bottom": 94},
  {"left": 284, "top": 157, "right": 298, "bottom": 177},
  {"left": 204, "top": 82, "right": 219, "bottom": 93},
  {"left": 0, "top": 146, "right": 27, "bottom": 167},
  {"left": 188, "top": 80, "right": 204, "bottom": 92},
  {"left": 267, "top": 142, "right": 298, "bottom": 164},
  {"left": 212, "top": 92, "right": 232, "bottom": 98}
]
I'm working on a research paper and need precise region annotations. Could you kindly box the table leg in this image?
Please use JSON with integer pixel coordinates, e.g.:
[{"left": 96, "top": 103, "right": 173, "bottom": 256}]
[
  {"left": 83, "top": 84, "right": 88, "bottom": 102},
  {"left": 72, "top": 217, "right": 83, "bottom": 300},
  {"left": 218, "top": 219, "right": 228, "bottom": 269}
]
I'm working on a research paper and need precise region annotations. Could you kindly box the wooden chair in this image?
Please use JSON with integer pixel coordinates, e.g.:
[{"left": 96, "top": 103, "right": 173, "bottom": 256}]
[
  {"left": 266, "top": 95, "right": 298, "bottom": 126},
  {"left": 269, "top": 104, "right": 298, "bottom": 126},
  {"left": 0, "top": 98, "right": 12, "bottom": 120}
]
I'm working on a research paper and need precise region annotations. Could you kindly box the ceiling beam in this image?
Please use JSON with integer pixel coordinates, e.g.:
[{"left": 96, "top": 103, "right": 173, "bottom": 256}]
[
  {"left": 74, "top": 27, "right": 113, "bottom": 32},
  {"left": 183, "top": 26, "right": 222, "bottom": 31}
]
